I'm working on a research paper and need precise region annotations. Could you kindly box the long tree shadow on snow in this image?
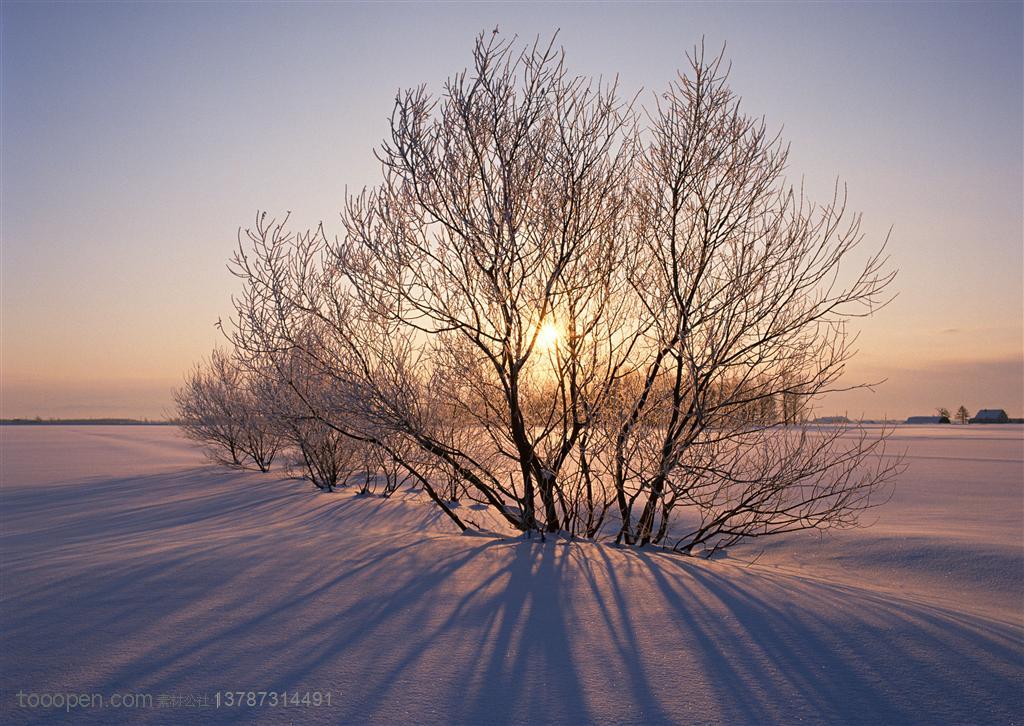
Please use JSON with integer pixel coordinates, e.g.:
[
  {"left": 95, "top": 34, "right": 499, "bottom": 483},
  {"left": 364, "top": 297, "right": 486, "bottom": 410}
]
[{"left": 3, "top": 469, "right": 1022, "bottom": 725}]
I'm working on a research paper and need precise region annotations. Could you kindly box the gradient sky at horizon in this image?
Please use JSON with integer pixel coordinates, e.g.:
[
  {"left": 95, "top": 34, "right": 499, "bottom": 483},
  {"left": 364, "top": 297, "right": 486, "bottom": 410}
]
[{"left": 2, "top": 1, "right": 1022, "bottom": 419}]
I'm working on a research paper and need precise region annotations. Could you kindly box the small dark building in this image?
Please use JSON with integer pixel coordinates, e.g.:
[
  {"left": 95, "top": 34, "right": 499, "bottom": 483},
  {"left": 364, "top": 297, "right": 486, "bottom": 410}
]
[
  {"left": 969, "top": 409, "right": 1010, "bottom": 424},
  {"left": 906, "top": 415, "right": 949, "bottom": 424}
]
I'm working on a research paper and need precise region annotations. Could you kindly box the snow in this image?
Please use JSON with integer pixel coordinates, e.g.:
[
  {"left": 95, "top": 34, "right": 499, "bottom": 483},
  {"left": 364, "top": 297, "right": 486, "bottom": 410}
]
[{"left": 2, "top": 425, "right": 1022, "bottom": 724}]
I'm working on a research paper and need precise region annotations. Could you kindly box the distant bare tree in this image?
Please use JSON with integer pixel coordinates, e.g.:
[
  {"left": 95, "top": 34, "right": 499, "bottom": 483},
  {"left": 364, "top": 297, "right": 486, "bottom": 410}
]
[
  {"left": 212, "top": 32, "right": 900, "bottom": 553},
  {"left": 236, "top": 388, "right": 282, "bottom": 473},
  {"left": 269, "top": 376, "right": 360, "bottom": 492},
  {"left": 284, "top": 419, "right": 361, "bottom": 492},
  {"left": 937, "top": 407, "right": 951, "bottom": 420},
  {"left": 956, "top": 405, "right": 970, "bottom": 425},
  {"left": 174, "top": 349, "right": 281, "bottom": 471},
  {"left": 175, "top": 350, "right": 248, "bottom": 468},
  {"left": 366, "top": 433, "right": 416, "bottom": 497}
]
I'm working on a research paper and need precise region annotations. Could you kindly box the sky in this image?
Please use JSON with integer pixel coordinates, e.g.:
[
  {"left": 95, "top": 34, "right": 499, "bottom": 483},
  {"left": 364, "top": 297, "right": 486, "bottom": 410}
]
[{"left": 1, "top": 1, "right": 1021, "bottom": 420}]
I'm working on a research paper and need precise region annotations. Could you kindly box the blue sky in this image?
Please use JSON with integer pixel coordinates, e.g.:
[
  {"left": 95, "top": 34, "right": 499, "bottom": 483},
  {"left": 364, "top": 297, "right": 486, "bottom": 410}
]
[{"left": 2, "top": 1, "right": 1021, "bottom": 418}]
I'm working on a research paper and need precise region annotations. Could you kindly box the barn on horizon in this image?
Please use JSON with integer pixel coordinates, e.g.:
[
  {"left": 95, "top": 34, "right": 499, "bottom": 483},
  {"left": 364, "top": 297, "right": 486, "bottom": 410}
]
[{"left": 969, "top": 409, "right": 1011, "bottom": 424}]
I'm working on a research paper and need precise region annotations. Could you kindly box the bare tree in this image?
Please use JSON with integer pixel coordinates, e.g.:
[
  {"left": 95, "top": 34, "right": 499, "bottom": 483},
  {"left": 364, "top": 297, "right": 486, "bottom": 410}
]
[
  {"left": 214, "top": 33, "right": 900, "bottom": 553},
  {"left": 174, "top": 348, "right": 281, "bottom": 472},
  {"left": 175, "top": 349, "right": 249, "bottom": 468},
  {"left": 283, "top": 418, "right": 362, "bottom": 493},
  {"left": 331, "top": 32, "right": 644, "bottom": 535},
  {"left": 226, "top": 238, "right": 470, "bottom": 528},
  {"left": 598, "top": 45, "right": 902, "bottom": 547},
  {"left": 264, "top": 370, "right": 361, "bottom": 491},
  {"left": 236, "top": 392, "right": 282, "bottom": 473},
  {"left": 366, "top": 433, "right": 417, "bottom": 497},
  {"left": 956, "top": 405, "right": 970, "bottom": 425}
]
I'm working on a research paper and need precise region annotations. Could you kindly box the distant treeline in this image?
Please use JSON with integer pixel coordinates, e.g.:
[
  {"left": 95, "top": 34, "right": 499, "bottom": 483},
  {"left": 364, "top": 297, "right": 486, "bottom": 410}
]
[{"left": 1, "top": 418, "right": 177, "bottom": 426}]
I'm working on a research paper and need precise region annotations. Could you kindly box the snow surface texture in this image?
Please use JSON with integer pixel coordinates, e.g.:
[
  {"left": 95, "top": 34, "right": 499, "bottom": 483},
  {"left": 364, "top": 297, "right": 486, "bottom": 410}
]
[{"left": 1, "top": 425, "right": 1021, "bottom": 724}]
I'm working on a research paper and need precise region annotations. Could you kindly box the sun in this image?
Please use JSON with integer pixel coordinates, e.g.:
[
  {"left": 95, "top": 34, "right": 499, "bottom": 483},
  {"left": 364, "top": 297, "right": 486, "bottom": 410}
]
[{"left": 536, "top": 321, "right": 561, "bottom": 352}]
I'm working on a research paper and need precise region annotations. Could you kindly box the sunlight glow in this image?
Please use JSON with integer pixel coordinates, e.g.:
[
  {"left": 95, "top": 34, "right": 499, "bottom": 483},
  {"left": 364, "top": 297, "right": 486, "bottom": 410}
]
[{"left": 536, "top": 321, "right": 561, "bottom": 353}]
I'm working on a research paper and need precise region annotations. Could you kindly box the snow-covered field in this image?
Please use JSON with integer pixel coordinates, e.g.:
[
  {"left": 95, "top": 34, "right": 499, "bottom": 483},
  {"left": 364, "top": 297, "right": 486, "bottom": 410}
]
[{"left": 1, "top": 425, "right": 1021, "bottom": 724}]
